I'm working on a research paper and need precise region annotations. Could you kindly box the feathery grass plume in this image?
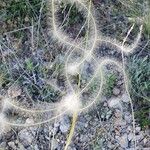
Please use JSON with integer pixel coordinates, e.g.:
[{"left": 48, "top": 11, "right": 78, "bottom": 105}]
[{"left": 47, "top": 0, "right": 98, "bottom": 52}]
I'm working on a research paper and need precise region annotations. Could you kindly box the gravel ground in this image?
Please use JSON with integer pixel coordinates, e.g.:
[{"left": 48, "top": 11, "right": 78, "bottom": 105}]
[{"left": 0, "top": 92, "right": 150, "bottom": 150}]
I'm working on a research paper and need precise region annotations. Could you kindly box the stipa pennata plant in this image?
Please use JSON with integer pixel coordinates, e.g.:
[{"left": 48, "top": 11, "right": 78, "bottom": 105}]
[{"left": 0, "top": 0, "right": 145, "bottom": 149}]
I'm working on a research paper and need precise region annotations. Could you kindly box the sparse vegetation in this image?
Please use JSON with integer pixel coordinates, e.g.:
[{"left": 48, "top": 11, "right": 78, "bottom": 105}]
[
  {"left": 125, "top": 0, "right": 150, "bottom": 36},
  {"left": 128, "top": 55, "right": 150, "bottom": 128},
  {"left": 1, "top": 0, "right": 44, "bottom": 36},
  {"left": 4, "top": 0, "right": 41, "bottom": 22},
  {"left": 104, "top": 73, "right": 117, "bottom": 97}
]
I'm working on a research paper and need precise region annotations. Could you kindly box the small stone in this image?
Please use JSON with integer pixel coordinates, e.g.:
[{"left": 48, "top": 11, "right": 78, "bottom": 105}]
[
  {"left": 25, "top": 16, "right": 29, "bottom": 22},
  {"left": 143, "top": 138, "right": 147, "bottom": 144},
  {"left": 101, "top": 114, "right": 105, "bottom": 119},
  {"left": 103, "top": 102, "right": 107, "bottom": 107},
  {"left": 121, "top": 93, "right": 130, "bottom": 103},
  {"left": 84, "top": 123, "right": 88, "bottom": 128},
  {"left": 59, "top": 116, "right": 70, "bottom": 133},
  {"left": 136, "top": 127, "right": 141, "bottom": 132},
  {"left": 18, "top": 128, "right": 36, "bottom": 147},
  {"left": 26, "top": 118, "right": 34, "bottom": 124},
  {"left": 8, "top": 84, "right": 21, "bottom": 98},
  {"left": 115, "top": 135, "right": 120, "bottom": 139},
  {"left": 108, "top": 98, "right": 121, "bottom": 108},
  {"left": 60, "top": 123, "right": 70, "bottom": 133},
  {"left": 113, "top": 87, "right": 120, "bottom": 96},
  {"left": 8, "top": 142, "right": 16, "bottom": 149},
  {"left": 54, "top": 122, "right": 60, "bottom": 128},
  {"left": 128, "top": 133, "right": 134, "bottom": 141},
  {"left": 127, "top": 126, "right": 132, "bottom": 131}
]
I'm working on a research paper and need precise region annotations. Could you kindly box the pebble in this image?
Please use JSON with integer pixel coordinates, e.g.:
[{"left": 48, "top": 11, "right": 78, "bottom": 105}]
[
  {"left": 121, "top": 93, "right": 130, "bottom": 103},
  {"left": 8, "top": 142, "right": 16, "bottom": 149},
  {"left": 26, "top": 118, "right": 34, "bottom": 124},
  {"left": 60, "top": 123, "right": 70, "bottom": 133},
  {"left": 113, "top": 87, "right": 120, "bottom": 96},
  {"left": 128, "top": 133, "right": 134, "bottom": 141},
  {"left": 18, "top": 128, "right": 36, "bottom": 147},
  {"left": 136, "top": 127, "right": 141, "bottom": 132},
  {"left": 143, "top": 138, "right": 147, "bottom": 144},
  {"left": 59, "top": 116, "right": 70, "bottom": 133},
  {"left": 84, "top": 123, "right": 88, "bottom": 128},
  {"left": 108, "top": 98, "right": 121, "bottom": 108},
  {"left": 7, "top": 84, "right": 22, "bottom": 98}
]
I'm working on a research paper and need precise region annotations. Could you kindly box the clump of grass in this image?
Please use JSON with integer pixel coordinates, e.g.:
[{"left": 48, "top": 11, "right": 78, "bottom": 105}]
[
  {"left": 125, "top": 0, "right": 150, "bottom": 36},
  {"left": 104, "top": 73, "right": 117, "bottom": 97},
  {"left": 135, "top": 109, "right": 150, "bottom": 129},
  {"left": 1, "top": 0, "right": 43, "bottom": 36},
  {"left": 127, "top": 55, "right": 150, "bottom": 128},
  {"left": 5, "top": 0, "right": 41, "bottom": 22},
  {"left": 128, "top": 55, "right": 149, "bottom": 100}
]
